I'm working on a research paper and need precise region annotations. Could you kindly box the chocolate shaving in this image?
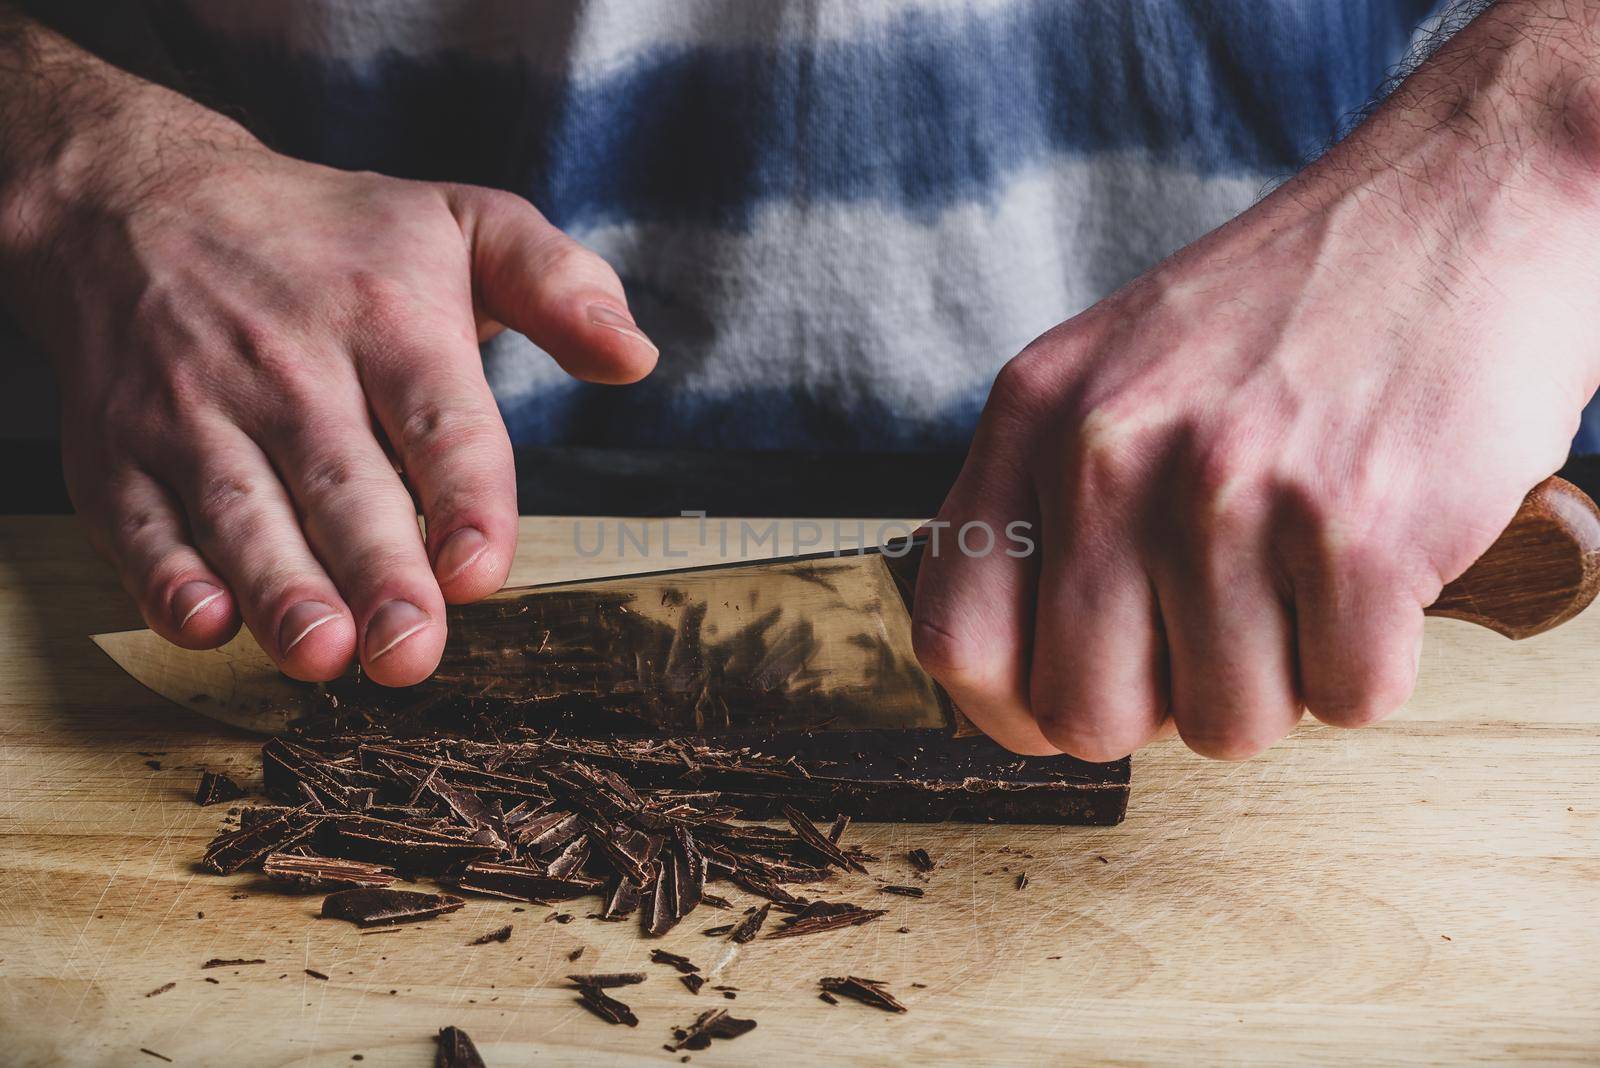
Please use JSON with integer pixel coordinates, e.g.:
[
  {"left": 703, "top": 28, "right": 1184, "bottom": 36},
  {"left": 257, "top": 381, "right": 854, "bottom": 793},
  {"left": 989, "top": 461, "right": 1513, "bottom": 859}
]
[
  {"left": 1016, "top": 872, "right": 1029, "bottom": 890},
  {"left": 201, "top": 958, "right": 265, "bottom": 969},
  {"left": 194, "top": 771, "right": 246, "bottom": 807},
  {"left": 879, "top": 885, "right": 925, "bottom": 898},
  {"left": 667, "top": 1009, "right": 758, "bottom": 1051},
  {"left": 600, "top": 876, "right": 643, "bottom": 921},
  {"left": 467, "top": 924, "right": 512, "bottom": 945},
  {"left": 320, "top": 888, "right": 464, "bottom": 927},
  {"left": 700, "top": 893, "right": 733, "bottom": 910},
  {"left": 262, "top": 853, "right": 396, "bottom": 890},
  {"left": 907, "top": 848, "right": 936, "bottom": 872},
  {"left": 139, "top": 1050, "right": 172, "bottom": 1062},
  {"left": 650, "top": 949, "right": 700, "bottom": 974},
  {"left": 435, "top": 1026, "right": 487, "bottom": 1068},
  {"left": 819, "top": 975, "right": 907, "bottom": 1013},
  {"left": 575, "top": 983, "right": 638, "bottom": 1026},
  {"left": 681, "top": 973, "right": 706, "bottom": 994},
  {"left": 729, "top": 903, "right": 770, "bottom": 944},
  {"left": 565, "top": 972, "right": 645, "bottom": 988},
  {"left": 304, "top": 969, "right": 329, "bottom": 981},
  {"left": 702, "top": 923, "right": 735, "bottom": 937},
  {"left": 144, "top": 982, "right": 175, "bottom": 997},
  {"left": 826, "top": 814, "right": 850, "bottom": 844},
  {"left": 782, "top": 805, "right": 866, "bottom": 874},
  {"left": 453, "top": 861, "right": 600, "bottom": 903},
  {"left": 201, "top": 805, "right": 319, "bottom": 874},
  {"left": 769, "top": 902, "right": 886, "bottom": 939}
]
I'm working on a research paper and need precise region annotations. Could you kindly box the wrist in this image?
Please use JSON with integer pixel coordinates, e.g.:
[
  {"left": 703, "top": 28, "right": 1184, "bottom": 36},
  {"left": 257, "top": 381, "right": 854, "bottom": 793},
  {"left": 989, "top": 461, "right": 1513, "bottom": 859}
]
[{"left": 0, "top": 22, "right": 255, "bottom": 291}]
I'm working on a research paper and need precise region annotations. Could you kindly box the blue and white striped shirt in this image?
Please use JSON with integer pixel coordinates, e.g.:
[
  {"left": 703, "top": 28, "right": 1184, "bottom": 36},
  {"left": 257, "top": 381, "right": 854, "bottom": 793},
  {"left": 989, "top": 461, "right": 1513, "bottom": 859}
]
[{"left": 57, "top": 0, "right": 1600, "bottom": 454}]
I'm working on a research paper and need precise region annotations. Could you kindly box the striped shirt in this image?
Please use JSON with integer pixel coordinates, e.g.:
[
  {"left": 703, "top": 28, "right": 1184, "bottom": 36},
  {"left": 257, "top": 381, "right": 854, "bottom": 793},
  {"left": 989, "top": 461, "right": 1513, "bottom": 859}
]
[{"left": 42, "top": 0, "right": 1600, "bottom": 454}]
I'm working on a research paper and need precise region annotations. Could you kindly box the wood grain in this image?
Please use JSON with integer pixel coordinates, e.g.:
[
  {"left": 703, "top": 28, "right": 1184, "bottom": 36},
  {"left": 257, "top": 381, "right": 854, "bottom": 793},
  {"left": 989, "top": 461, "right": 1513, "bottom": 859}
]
[{"left": 2, "top": 516, "right": 1599, "bottom": 1066}]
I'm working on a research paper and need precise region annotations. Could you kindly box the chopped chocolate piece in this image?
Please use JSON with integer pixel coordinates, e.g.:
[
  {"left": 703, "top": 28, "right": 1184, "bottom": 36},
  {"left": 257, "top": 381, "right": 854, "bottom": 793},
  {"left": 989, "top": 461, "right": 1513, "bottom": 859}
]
[
  {"left": 567, "top": 947, "right": 585, "bottom": 962},
  {"left": 681, "top": 973, "right": 705, "bottom": 994},
  {"left": 549, "top": 913, "right": 574, "bottom": 924},
  {"left": 782, "top": 806, "right": 866, "bottom": 874},
  {"left": 769, "top": 903, "right": 886, "bottom": 940},
  {"left": 452, "top": 861, "right": 600, "bottom": 903},
  {"left": 819, "top": 976, "right": 907, "bottom": 1013},
  {"left": 700, "top": 894, "right": 733, "bottom": 910},
  {"left": 1015, "top": 872, "right": 1029, "bottom": 890},
  {"left": 575, "top": 983, "right": 638, "bottom": 1026},
  {"left": 203, "top": 977, "right": 219, "bottom": 984},
  {"left": 468, "top": 924, "right": 513, "bottom": 946},
  {"left": 879, "top": 885, "right": 925, "bottom": 898},
  {"left": 826, "top": 814, "right": 850, "bottom": 844},
  {"left": 600, "top": 876, "right": 643, "bottom": 921},
  {"left": 195, "top": 771, "right": 247, "bottom": 807},
  {"left": 667, "top": 1009, "right": 757, "bottom": 1051},
  {"left": 202, "top": 805, "right": 320, "bottom": 874},
  {"left": 435, "top": 1026, "right": 487, "bottom": 1068},
  {"left": 701, "top": 924, "right": 735, "bottom": 937},
  {"left": 324, "top": 815, "right": 499, "bottom": 874},
  {"left": 144, "top": 982, "right": 175, "bottom": 997},
  {"left": 305, "top": 969, "right": 329, "bottom": 981},
  {"left": 263, "top": 853, "right": 396, "bottom": 890},
  {"left": 201, "top": 958, "right": 266, "bottom": 969},
  {"left": 565, "top": 972, "right": 645, "bottom": 988},
  {"left": 544, "top": 835, "right": 591, "bottom": 879},
  {"left": 896, "top": 927, "right": 911, "bottom": 934},
  {"left": 139, "top": 1050, "right": 172, "bottom": 1062},
  {"left": 650, "top": 949, "right": 699, "bottom": 974},
  {"left": 643, "top": 849, "right": 680, "bottom": 937},
  {"left": 907, "top": 848, "right": 936, "bottom": 872},
  {"left": 320, "top": 888, "right": 464, "bottom": 927},
  {"left": 722, "top": 991, "right": 736, "bottom": 1000},
  {"left": 818, "top": 991, "right": 838, "bottom": 1005},
  {"left": 729, "top": 904, "right": 770, "bottom": 944}
]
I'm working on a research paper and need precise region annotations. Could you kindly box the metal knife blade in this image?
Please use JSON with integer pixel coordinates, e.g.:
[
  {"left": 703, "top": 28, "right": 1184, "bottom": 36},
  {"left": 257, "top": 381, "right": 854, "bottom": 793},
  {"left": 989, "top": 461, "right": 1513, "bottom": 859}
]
[{"left": 93, "top": 543, "right": 957, "bottom": 736}]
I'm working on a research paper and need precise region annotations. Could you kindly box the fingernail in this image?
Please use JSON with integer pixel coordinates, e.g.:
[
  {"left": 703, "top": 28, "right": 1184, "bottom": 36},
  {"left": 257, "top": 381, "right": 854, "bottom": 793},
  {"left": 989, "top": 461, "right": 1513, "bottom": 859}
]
[
  {"left": 586, "top": 303, "right": 658, "bottom": 353},
  {"left": 279, "top": 601, "right": 340, "bottom": 655},
  {"left": 174, "top": 581, "right": 225, "bottom": 631},
  {"left": 434, "top": 527, "right": 488, "bottom": 582},
  {"left": 365, "top": 600, "right": 431, "bottom": 662}
]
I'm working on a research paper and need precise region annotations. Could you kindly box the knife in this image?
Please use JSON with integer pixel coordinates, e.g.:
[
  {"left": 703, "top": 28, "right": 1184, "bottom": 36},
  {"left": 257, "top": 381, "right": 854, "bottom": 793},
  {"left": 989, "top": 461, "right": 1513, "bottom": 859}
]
[{"left": 93, "top": 475, "right": 1600, "bottom": 737}]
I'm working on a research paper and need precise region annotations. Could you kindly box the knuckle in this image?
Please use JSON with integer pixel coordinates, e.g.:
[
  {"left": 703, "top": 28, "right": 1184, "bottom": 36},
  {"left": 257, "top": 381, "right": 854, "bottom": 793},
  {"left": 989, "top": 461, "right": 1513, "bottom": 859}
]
[
  {"left": 397, "top": 401, "right": 502, "bottom": 469},
  {"left": 1177, "top": 714, "right": 1285, "bottom": 761},
  {"left": 1072, "top": 409, "right": 1147, "bottom": 498},
  {"left": 911, "top": 615, "right": 991, "bottom": 687},
  {"left": 990, "top": 353, "right": 1058, "bottom": 413},
  {"left": 1308, "top": 668, "right": 1414, "bottom": 728},
  {"left": 190, "top": 470, "right": 267, "bottom": 540},
  {"left": 347, "top": 270, "right": 419, "bottom": 327}
]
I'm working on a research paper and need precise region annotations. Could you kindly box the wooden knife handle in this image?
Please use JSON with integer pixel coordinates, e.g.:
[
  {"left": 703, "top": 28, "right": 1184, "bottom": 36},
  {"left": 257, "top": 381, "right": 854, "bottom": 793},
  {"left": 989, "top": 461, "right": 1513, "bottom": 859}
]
[{"left": 1425, "top": 475, "right": 1600, "bottom": 639}]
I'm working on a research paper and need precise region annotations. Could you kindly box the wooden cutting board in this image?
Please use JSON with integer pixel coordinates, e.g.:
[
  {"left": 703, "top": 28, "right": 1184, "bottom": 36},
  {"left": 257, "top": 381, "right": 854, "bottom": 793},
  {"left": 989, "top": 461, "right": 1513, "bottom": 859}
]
[{"left": 2, "top": 515, "right": 1598, "bottom": 1066}]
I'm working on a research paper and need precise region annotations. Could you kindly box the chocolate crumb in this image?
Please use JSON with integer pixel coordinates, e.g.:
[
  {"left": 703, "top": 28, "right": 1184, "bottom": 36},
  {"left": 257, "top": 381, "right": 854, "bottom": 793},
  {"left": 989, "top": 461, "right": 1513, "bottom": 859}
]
[
  {"left": 144, "top": 982, "right": 175, "bottom": 998},
  {"left": 201, "top": 958, "right": 265, "bottom": 969},
  {"left": 878, "top": 885, "right": 925, "bottom": 898},
  {"left": 576, "top": 983, "right": 638, "bottom": 1026},
  {"left": 681, "top": 973, "right": 706, "bottom": 994},
  {"left": 139, "top": 1050, "right": 172, "bottom": 1063},
  {"left": 819, "top": 975, "right": 907, "bottom": 1013},
  {"left": 565, "top": 972, "right": 645, "bottom": 988},
  {"left": 305, "top": 969, "right": 329, "bottom": 981},
  {"left": 1015, "top": 873, "right": 1029, "bottom": 890},
  {"left": 435, "top": 1025, "right": 487, "bottom": 1067},
  {"left": 567, "top": 947, "right": 585, "bottom": 961},
  {"left": 467, "top": 924, "right": 513, "bottom": 946},
  {"left": 195, "top": 770, "right": 247, "bottom": 806}
]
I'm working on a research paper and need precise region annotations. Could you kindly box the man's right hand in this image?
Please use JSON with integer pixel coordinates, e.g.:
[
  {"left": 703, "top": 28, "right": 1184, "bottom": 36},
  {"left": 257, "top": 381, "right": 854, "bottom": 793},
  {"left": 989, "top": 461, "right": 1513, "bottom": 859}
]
[{"left": 0, "top": 19, "right": 658, "bottom": 686}]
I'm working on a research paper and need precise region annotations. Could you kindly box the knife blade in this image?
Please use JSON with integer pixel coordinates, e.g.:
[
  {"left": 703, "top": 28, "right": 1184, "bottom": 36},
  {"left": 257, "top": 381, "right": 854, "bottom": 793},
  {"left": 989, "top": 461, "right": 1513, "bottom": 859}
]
[{"left": 93, "top": 476, "right": 1600, "bottom": 737}]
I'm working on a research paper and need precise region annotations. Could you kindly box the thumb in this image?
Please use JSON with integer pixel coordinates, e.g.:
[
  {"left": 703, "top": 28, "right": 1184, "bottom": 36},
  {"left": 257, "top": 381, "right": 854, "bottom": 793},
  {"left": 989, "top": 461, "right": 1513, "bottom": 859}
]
[{"left": 447, "top": 185, "right": 658, "bottom": 384}]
